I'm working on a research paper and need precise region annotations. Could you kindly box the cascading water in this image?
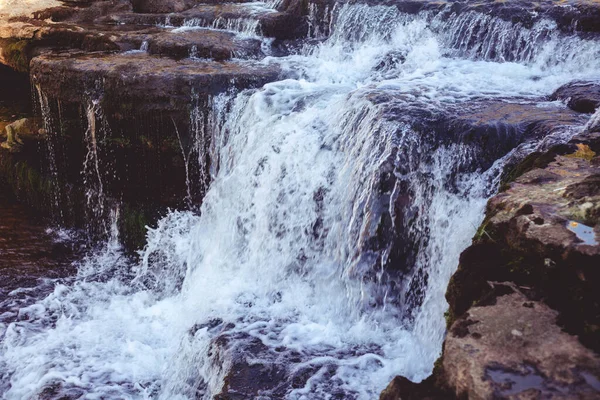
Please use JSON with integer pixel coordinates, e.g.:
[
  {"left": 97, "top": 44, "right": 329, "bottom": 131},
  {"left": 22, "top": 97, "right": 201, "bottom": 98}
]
[
  {"left": 172, "top": 15, "right": 263, "bottom": 37},
  {"left": 2, "top": 3, "right": 600, "bottom": 399},
  {"left": 35, "top": 86, "right": 65, "bottom": 224},
  {"left": 81, "top": 101, "right": 110, "bottom": 236}
]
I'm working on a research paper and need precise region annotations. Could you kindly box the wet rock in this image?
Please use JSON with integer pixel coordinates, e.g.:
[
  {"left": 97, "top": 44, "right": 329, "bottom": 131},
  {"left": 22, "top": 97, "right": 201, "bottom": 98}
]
[
  {"left": 1, "top": 118, "right": 43, "bottom": 151},
  {"left": 448, "top": 101, "right": 586, "bottom": 162},
  {"left": 204, "top": 327, "right": 380, "bottom": 398},
  {"left": 551, "top": 81, "right": 600, "bottom": 114},
  {"left": 380, "top": 375, "right": 451, "bottom": 400},
  {"left": 372, "top": 93, "right": 586, "bottom": 168},
  {"left": 446, "top": 129, "right": 600, "bottom": 351},
  {"left": 32, "top": 6, "right": 78, "bottom": 22},
  {"left": 367, "top": 0, "right": 600, "bottom": 34},
  {"left": 1, "top": 0, "right": 288, "bottom": 249},
  {"left": 146, "top": 29, "right": 263, "bottom": 60},
  {"left": 444, "top": 293, "right": 600, "bottom": 399},
  {"left": 30, "top": 52, "right": 280, "bottom": 113},
  {"left": 206, "top": 331, "right": 290, "bottom": 399},
  {"left": 131, "top": 0, "right": 198, "bottom": 13},
  {"left": 108, "top": 3, "right": 308, "bottom": 39},
  {"left": 260, "top": 12, "right": 308, "bottom": 39},
  {"left": 391, "top": 126, "right": 600, "bottom": 400},
  {"left": 357, "top": 92, "right": 587, "bottom": 306}
]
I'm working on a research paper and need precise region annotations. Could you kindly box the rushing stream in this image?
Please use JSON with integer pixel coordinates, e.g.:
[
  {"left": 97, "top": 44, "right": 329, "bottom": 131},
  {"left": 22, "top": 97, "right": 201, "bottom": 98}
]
[{"left": 2, "top": 3, "right": 600, "bottom": 399}]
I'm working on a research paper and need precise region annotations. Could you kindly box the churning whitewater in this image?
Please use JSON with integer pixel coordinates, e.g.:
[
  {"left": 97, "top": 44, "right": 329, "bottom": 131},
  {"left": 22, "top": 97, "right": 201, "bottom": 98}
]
[{"left": 2, "top": 3, "right": 600, "bottom": 399}]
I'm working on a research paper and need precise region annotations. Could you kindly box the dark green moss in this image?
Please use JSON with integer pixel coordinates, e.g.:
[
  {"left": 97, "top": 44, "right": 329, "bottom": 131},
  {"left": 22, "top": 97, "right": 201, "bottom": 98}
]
[
  {"left": 2, "top": 40, "right": 31, "bottom": 73},
  {"left": 118, "top": 204, "right": 150, "bottom": 252},
  {"left": 498, "top": 147, "right": 567, "bottom": 191},
  {"left": 105, "top": 136, "right": 132, "bottom": 148},
  {"left": 0, "top": 153, "right": 51, "bottom": 212},
  {"left": 443, "top": 309, "right": 454, "bottom": 330}
]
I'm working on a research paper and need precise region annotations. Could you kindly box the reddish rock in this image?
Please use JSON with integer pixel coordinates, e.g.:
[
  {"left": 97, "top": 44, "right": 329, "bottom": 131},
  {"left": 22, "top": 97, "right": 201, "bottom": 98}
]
[
  {"left": 444, "top": 293, "right": 600, "bottom": 399},
  {"left": 30, "top": 52, "right": 280, "bottom": 112}
]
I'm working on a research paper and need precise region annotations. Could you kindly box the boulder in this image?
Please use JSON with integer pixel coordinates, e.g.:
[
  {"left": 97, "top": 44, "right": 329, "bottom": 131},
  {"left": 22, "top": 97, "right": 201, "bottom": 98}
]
[
  {"left": 551, "top": 81, "right": 600, "bottom": 114},
  {"left": 383, "top": 292, "right": 600, "bottom": 400},
  {"left": 1, "top": 118, "right": 42, "bottom": 151}
]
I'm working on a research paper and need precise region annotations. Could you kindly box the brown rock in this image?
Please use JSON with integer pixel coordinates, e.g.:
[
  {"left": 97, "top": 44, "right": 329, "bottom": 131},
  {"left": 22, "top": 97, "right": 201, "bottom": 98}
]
[
  {"left": 446, "top": 130, "right": 600, "bottom": 351},
  {"left": 30, "top": 52, "right": 280, "bottom": 113},
  {"left": 380, "top": 375, "right": 452, "bottom": 400},
  {"left": 131, "top": 0, "right": 198, "bottom": 13},
  {"left": 444, "top": 293, "right": 600, "bottom": 400},
  {"left": 145, "top": 29, "right": 263, "bottom": 60}
]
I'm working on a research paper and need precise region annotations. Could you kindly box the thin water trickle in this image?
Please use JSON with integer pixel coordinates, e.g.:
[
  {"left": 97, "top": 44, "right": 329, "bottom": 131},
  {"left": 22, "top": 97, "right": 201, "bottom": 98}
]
[
  {"left": 2, "top": 4, "right": 600, "bottom": 399},
  {"left": 81, "top": 100, "right": 113, "bottom": 237},
  {"left": 35, "top": 86, "right": 65, "bottom": 224}
]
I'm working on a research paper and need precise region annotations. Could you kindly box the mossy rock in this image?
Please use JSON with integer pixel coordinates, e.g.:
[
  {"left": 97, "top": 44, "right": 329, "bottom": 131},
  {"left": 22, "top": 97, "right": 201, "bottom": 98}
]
[
  {"left": 1, "top": 39, "right": 32, "bottom": 73},
  {"left": 118, "top": 204, "right": 152, "bottom": 252},
  {"left": 498, "top": 143, "right": 573, "bottom": 191}
]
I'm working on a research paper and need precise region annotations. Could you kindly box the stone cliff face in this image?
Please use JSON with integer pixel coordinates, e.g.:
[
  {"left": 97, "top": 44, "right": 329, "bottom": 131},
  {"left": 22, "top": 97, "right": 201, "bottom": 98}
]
[{"left": 0, "top": 0, "right": 322, "bottom": 248}]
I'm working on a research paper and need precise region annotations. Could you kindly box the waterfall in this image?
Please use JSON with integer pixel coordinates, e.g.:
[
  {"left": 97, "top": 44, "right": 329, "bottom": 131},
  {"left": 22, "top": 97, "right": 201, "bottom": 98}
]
[
  {"left": 81, "top": 101, "right": 109, "bottom": 235},
  {"left": 35, "top": 85, "right": 64, "bottom": 224},
  {"left": 173, "top": 17, "right": 262, "bottom": 37},
  {"left": 2, "top": 3, "right": 600, "bottom": 399}
]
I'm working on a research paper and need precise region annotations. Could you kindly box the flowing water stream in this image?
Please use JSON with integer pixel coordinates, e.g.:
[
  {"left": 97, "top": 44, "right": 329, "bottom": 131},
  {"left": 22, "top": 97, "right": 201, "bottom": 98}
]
[{"left": 1, "top": 3, "right": 600, "bottom": 399}]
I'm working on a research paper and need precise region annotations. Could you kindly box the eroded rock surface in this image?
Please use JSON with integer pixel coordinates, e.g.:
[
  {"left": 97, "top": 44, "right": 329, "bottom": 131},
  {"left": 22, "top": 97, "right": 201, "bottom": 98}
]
[
  {"left": 31, "top": 52, "right": 279, "bottom": 112},
  {"left": 380, "top": 82, "right": 600, "bottom": 398},
  {"left": 444, "top": 293, "right": 600, "bottom": 399},
  {"left": 382, "top": 124, "right": 600, "bottom": 400},
  {"left": 447, "top": 129, "right": 600, "bottom": 351}
]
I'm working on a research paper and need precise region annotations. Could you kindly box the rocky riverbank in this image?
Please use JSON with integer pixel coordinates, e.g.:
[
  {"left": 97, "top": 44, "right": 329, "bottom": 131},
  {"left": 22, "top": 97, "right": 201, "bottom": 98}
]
[{"left": 382, "top": 109, "right": 600, "bottom": 398}]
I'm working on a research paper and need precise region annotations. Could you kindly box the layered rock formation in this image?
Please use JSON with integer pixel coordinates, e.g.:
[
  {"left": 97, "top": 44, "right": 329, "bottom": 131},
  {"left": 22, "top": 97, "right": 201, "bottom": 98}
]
[
  {"left": 0, "top": 0, "right": 319, "bottom": 248},
  {"left": 382, "top": 112, "right": 600, "bottom": 399}
]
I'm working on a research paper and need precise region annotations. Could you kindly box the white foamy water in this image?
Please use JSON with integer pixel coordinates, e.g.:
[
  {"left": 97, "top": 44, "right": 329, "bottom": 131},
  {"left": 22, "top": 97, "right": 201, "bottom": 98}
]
[
  {"left": 169, "top": 2, "right": 275, "bottom": 37},
  {"left": 2, "top": 4, "right": 600, "bottom": 399}
]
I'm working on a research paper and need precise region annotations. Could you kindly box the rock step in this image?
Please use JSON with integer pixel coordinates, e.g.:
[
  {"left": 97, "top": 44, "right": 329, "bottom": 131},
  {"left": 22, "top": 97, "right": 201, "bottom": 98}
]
[
  {"left": 148, "top": 28, "right": 264, "bottom": 60},
  {"left": 31, "top": 52, "right": 280, "bottom": 112},
  {"left": 116, "top": 28, "right": 265, "bottom": 61},
  {"left": 131, "top": 0, "right": 256, "bottom": 14},
  {"left": 367, "top": 90, "right": 587, "bottom": 165},
  {"left": 106, "top": 3, "right": 308, "bottom": 39}
]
